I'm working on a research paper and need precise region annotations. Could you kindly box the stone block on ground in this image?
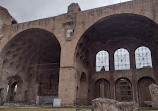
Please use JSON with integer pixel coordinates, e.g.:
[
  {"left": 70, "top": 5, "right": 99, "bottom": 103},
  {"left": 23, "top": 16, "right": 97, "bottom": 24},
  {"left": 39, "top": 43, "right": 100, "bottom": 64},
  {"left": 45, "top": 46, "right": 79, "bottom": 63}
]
[
  {"left": 149, "top": 83, "right": 158, "bottom": 109},
  {"left": 92, "top": 98, "right": 139, "bottom": 111},
  {"left": 53, "top": 98, "right": 61, "bottom": 107}
]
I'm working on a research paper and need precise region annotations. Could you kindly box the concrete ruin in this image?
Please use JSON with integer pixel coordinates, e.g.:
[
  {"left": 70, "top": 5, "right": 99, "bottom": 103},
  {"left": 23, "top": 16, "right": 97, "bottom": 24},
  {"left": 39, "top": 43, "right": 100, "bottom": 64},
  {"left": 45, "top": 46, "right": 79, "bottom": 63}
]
[
  {"left": 149, "top": 83, "right": 158, "bottom": 109},
  {"left": 0, "top": 0, "right": 158, "bottom": 106},
  {"left": 92, "top": 98, "right": 139, "bottom": 111}
]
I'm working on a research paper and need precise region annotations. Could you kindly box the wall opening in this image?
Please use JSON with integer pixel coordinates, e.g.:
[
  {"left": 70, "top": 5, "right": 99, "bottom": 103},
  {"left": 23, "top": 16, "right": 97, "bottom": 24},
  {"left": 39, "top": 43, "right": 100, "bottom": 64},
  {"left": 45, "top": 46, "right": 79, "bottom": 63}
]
[
  {"left": 11, "top": 20, "right": 17, "bottom": 25},
  {"left": 135, "top": 46, "right": 152, "bottom": 69},
  {"left": 138, "top": 77, "right": 155, "bottom": 107},
  {"left": 1, "top": 28, "right": 61, "bottom": 104},
  {"left": 115, "top": 78, "right": 133, "bottom": 102},
  {"left": 114, "top": 48, "right": 130, "bottom": 70},
  {"left": 8, "top": 82, "right": 17, "bottom": 102},
  {"left": 78, "top": 72, "right": 88, "bottom": 105},
  {"left": 6, "top": 75, "right": 23, "bottom": 102},
  {"left": 95, "top": 79, "right": 110, "bottom": 98},
  {"left": 96, "top": 50, "right": 109, "bottom": 72},
  {"left": 75, "top": 13, "right": 158, "bottom": 106}
]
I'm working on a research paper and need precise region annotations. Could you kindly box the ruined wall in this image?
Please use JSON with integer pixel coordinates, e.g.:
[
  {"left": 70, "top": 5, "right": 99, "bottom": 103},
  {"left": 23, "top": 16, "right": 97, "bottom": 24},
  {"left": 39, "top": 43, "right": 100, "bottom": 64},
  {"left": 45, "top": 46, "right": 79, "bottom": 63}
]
[{"left": 0, "top": 0, "right": 158, "bottom": 106}]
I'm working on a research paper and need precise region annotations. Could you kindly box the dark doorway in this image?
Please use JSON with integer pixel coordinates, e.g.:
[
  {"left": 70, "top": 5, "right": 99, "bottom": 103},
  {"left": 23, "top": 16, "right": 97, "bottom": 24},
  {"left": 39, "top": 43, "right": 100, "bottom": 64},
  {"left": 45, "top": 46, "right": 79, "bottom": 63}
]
[
  {"left": 138, "top": 77, "right": 155, "bottom": 107},
  {"left": 115, "top": 78, "right": 133, "bottom": 102},
  {"left": 95, "top": 79, "right": 110, "bottom": 98}
]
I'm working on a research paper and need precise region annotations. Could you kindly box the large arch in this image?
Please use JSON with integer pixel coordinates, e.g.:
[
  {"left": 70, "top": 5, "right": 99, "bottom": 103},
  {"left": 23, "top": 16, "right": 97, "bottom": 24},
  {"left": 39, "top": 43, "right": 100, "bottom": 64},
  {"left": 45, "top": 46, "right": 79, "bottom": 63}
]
[
  {"left": 75, "top": 13, "right": 158, "bottom": 72},
  {"left": 0, "top": 28, "right": 61, "bottom": 104},
  {"left": 74, "top": 13, "right": 158, "bottom": 105}
]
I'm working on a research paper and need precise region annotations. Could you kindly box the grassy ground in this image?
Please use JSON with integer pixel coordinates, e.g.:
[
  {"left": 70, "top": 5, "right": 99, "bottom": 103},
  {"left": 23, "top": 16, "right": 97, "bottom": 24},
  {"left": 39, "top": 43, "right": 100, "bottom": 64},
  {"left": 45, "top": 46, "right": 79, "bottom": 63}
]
[
  {"left": 0, "top": 106, "right": 91, "bottom": 111},
  {"left": 0, "top": 106, "right": 158, "bottom": 111},
  {"left": 140, "top": 107, "right": 158, "bottom": 111}
]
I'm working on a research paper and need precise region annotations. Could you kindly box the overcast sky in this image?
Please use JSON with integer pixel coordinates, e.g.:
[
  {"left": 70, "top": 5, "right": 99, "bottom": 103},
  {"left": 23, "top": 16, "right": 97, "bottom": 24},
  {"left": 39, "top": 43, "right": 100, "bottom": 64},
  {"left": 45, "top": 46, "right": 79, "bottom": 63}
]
[{"left": 0, "top": 0, "right": 131, "bottom": 23}]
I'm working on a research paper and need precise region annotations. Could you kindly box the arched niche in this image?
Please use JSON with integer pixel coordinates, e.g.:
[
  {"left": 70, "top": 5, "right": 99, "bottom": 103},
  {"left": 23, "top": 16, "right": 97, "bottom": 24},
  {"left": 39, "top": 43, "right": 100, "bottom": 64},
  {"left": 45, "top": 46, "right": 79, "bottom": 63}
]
[
  {"left": 115, "top": 78, "right": 133, "bottom": 102},
  {"left": 95, "top": 78, "right": 110, "bottom": 98},
  {"left": 77, "top": 72, "right": 88, "bottom": 105},
  {"left": 137, "top": 77, "right": 155, "bottom": 107}
]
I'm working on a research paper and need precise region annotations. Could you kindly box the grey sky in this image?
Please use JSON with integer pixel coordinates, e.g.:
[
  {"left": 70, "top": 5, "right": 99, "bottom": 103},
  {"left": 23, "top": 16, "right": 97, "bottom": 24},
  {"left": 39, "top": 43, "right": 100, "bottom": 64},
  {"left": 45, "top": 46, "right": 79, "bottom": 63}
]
[{"left": 0, "top": 0, "right": 131, "bottom": 23}]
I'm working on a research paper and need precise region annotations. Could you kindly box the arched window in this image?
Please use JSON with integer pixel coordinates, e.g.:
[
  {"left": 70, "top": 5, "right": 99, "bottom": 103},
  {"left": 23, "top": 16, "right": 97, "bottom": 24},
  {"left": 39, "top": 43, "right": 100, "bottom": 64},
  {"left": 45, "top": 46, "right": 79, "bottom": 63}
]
[
  {"left": 135, "top": 46, "right": 152, "bottom": 69},
  {"left": 114, "top": 48, "right": 130, "bottom": 70},
  {"left": 96, "top": 50, "right": 109, "bottom": 72}
]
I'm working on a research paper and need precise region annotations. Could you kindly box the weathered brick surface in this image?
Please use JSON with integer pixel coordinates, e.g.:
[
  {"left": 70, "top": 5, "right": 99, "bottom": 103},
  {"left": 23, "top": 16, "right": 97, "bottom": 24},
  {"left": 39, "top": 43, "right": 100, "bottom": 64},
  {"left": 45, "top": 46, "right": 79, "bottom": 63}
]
[{"left": 0, "top": 0, "right": 158, "bottom": 106}]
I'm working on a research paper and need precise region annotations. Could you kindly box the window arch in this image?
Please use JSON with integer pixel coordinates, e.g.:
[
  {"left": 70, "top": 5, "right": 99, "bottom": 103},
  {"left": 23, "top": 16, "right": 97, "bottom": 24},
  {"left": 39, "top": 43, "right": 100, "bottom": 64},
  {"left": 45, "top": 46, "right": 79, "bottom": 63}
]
[
  {"left": 114, "top": 48, "right": 130, "bottom": 70},
  {"left": 96, "top": 50, "right": 109, "bottom": 72},
  {"left": 135, "top": 46, "right": 152, "bottom": 69}
]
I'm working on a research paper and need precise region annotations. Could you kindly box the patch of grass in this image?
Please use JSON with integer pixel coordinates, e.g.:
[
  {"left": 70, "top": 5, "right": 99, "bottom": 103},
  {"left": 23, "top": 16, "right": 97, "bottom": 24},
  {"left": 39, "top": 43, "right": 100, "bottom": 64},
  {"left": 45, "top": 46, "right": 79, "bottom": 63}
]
[
  {"left": 140, "top": 107, "right": 158, "bottom": 111},
  {"left": 0, "top": 106, "right": 91, "bottom": 111}
]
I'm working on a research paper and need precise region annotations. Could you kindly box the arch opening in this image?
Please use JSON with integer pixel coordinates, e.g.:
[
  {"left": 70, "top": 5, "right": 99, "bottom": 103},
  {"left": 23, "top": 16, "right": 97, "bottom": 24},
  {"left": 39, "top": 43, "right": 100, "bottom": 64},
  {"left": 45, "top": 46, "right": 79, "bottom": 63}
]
[
  {"left": 75, "top": 13, "right": 158, "bottom": 73},
  {"left": 8, "top": 82, "right": 17, "bottom": 102},
  {"left": 95, "top": 79, "right": 110, "bottom": 98},
  {"left": 77, "top": 72, "right": 88, "bottom": 105},
  {"left": 1, "top": 28, "right": 61, "bottom": 104},
  {"left": 74, "top": 13, "right": 158, "bottom": 105},
  {"left": 115, "top": 78, "right": 133, "bottom": 102},
  {"left": 6, "top": 75, "right": 23, "bottom": 102},
  {"left": 138, "top": 77, "right": 155, "bottom": 107}
]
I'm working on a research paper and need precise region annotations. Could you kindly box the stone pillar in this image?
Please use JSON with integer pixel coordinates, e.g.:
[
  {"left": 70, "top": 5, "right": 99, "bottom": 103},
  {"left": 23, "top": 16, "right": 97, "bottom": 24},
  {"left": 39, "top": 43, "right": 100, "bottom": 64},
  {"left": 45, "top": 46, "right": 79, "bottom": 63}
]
[
  {"left": 28, "top": 76, "right": 39, "bottom": 104},
  {"left": 132, "top": 75, "right": 138, "bottom": 102},
  {"left": 109, "top": 51, "right": 115, "bottom": 99},
  {"left": 130, "top": 50, "right": 137, "bottom": 102},
  {"left": 130, "top": 50, "right": 136, "bottom": 70},
  {"left": 151, "top": 49, "right": 158, "bottom": 82},
  {"left": 57, "top": 35, "right": 77, "bottom": 106},
  {"left": 109, "top": 51, "right": 114, "bottom": 71},
  {"left": 2, "top": 80, "right": 8, "bottom": 102},
  {"left": 58, "top": 67, "right": 77, "bottom": 106}
]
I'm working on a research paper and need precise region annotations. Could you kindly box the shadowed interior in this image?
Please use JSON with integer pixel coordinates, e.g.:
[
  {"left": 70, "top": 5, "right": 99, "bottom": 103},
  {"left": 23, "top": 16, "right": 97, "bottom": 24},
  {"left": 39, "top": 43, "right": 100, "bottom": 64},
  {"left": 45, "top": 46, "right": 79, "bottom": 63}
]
[
  {"left": 1, "top": 28, "right": 61, "bottom": 103},
  {"left": 75, "top": 13, "right": 158, "bottom": 106}
]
